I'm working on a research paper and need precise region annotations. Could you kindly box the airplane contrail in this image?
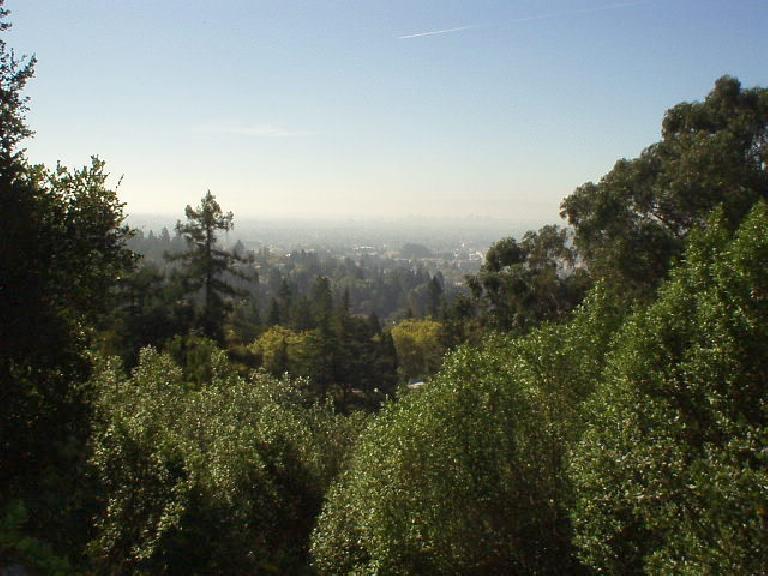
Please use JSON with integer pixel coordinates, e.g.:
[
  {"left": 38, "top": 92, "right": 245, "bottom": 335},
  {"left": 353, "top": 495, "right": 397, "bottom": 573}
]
[
  {"left": 398, "top": 25, "right": 477, "bottom": 40},
  {"left": 398, "top": 1, "right": 649, "bottom": 40}
]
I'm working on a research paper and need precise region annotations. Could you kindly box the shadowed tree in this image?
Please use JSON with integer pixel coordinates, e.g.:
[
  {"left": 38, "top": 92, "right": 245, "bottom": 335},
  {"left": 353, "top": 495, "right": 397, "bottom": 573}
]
[
  {"left": 468, "top": 225, "right": 590, "bottom": 332},
  {"left": 561, "top": 76, "right": 768, "bottom": 297},
  {"left": 0, "top": 0, "right": 35, "bottom": 179},
  {"left": 169, "top": 190, "right": 246, "bottom": 342},
  {"left": 1, "top": 2, "right": 135, "bottom": 563}
]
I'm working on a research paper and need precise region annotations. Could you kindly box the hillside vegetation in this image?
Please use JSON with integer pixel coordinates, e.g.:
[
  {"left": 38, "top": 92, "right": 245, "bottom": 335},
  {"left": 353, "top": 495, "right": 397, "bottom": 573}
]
[{"left": 2, "top": 3, "right": 767, "bottom": 573}]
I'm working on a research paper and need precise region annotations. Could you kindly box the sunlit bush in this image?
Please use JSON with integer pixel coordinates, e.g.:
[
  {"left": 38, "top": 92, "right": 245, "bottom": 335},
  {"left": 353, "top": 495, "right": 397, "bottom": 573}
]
[
  {"left": 88, "top": 347, "right": 363, "bottom": 575},
  {"left": 569, "top": 202, "right": 768, "bottom": 574},
  {"left": 311, "top": 286, "right": 622, "bottom": 575}
]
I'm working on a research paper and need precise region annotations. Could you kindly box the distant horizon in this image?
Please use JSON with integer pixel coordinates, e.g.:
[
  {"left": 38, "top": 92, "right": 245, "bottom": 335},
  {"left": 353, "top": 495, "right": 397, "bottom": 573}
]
[
  {"left": 125, "top": 210, "right": 542, "bottom": 251},
  {"left": 126, "top": 210, "right": 555, "bottom": 226}
]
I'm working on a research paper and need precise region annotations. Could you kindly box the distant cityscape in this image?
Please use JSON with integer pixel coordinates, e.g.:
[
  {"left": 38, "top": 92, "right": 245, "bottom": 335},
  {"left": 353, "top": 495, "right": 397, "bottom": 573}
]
[{"left": 127, "top": 213, "right": 553, "bottom": 277}]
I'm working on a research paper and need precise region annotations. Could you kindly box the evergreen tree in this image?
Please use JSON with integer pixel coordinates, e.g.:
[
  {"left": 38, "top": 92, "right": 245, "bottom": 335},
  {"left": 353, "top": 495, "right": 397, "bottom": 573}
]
[
  {"left": 309, "top": 276, "right": 337, "bottom": 397},
  {"left": 373, "top": 331, "right": 398, "bottom": 396},
  {"left": 169, "top": 190, "right": 245, "bottom": 342},
  {"left": 0, "top": 0, "right": 35, "bottom": 179},
  {"left": 267, "top": 297, "right": 281, "bottom": 326},
  {"left": 428, "top": 274, "right": 443, "bottom": 318},
  {"left": 277, "top": 278, "right": 293, "bottom": 326}
]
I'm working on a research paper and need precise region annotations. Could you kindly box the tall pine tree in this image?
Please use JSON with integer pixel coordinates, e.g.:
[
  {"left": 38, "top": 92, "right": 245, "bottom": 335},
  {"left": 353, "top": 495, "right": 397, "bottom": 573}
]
[{"left": 169, "top": 190, "right": 245, "bottom": 342}]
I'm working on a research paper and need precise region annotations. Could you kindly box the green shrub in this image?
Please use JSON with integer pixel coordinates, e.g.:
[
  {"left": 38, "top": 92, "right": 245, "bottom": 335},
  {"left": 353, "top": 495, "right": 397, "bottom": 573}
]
[
  {"left": 88, "top": 347, "right": 361, "bottom": 575},
  {"left": 569, "top": 202, "right": 768, "bottom": 574},
  {"left": 311, "top": 286, "right": 623, "bottom": 575}
]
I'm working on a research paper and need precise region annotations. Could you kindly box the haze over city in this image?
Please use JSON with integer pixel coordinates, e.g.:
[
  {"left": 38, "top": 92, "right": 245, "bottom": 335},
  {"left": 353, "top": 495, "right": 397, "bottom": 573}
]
[{"left": 9, "top": 0, "right": 767, "bottom": 221}]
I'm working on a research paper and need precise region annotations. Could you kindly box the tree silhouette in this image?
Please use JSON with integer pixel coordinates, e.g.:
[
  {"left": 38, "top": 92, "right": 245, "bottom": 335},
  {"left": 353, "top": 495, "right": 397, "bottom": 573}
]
[{"left": 169, "top": 190, "right": 246, "bottom": 341}]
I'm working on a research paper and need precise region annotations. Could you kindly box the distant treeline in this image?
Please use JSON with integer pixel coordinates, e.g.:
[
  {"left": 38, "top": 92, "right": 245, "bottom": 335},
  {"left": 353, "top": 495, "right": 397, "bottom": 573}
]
[{"left": 126, "top": 226, "right": 462, "bottom": 324}]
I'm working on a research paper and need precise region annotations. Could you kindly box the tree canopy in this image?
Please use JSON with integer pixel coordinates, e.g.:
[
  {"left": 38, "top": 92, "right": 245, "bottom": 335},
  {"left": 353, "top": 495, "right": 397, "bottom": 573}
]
[
  {"left": 89, "top": 347, "right": 363, "bottom": 575},
  {"left": 0, "top": 0, "right": 35, "bottom": 175},
  {"left": 468, "top": 225, "right": 590, "bottom": 332},
  {"left": 561, "top": 76, "right": 768, "bottom": 296},
  {"left": 1, "top": 3, "right": 135, "bottom": 562}
]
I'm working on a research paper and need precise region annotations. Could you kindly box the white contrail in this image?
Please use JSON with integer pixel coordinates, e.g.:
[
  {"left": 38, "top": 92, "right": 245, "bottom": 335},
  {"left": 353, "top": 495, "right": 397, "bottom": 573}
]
[
  {"left": 398, "top": 1, "right": 649, "bottom": 40},
  {"left": 398, "top": 25, "right": 476, "bottom": 40}
]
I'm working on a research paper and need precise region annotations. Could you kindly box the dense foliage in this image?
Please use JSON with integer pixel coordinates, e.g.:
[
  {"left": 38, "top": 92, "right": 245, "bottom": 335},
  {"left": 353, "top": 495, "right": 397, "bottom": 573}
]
[
  {"left": 89, "top": 348, "right": 363, "bottom": 574},
  {"left": 3, "top": 4, "right": 768, "bottom": 571},
  {"left": 561, "top": 75, "right": 768, "bottom": 297},
  {"left": 1, "top": 4, "right": 134, "bottom": 564},
  {"left": 249, "top": 311, "right": 398, "bottom": 407},
  {"left": 310, "top": 287, "right": 623, "bottom": 575},
  {"left": 0, "top": 0, "right": 34, "bottom": 170},
  {"left": 468, "top": 225, "right": 591, "bottom": 333},
  {"left": 569, "top": 202, "right": 768, "bottom": 574}
]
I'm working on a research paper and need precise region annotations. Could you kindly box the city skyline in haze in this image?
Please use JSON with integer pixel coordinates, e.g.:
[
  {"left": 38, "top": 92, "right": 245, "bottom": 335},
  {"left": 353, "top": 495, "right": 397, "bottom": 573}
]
[{"left": 7, "top": 0, "right": 768, "bottom": 221}]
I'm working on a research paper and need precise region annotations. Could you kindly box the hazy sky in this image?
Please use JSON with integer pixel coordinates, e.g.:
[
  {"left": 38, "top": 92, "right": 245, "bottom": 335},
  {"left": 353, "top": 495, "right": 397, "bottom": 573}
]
[{"left": 7, "top": 0, "right": 768, "bottom": 222}]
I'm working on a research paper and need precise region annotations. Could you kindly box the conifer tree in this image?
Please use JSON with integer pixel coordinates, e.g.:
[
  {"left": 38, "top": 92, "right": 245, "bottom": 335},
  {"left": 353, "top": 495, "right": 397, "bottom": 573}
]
[
  {"left": 169, "top": 190, "right": 245, "bottom": 342},
  {"left": 0, "top": 0, "right": 35, "bottom": 180}
]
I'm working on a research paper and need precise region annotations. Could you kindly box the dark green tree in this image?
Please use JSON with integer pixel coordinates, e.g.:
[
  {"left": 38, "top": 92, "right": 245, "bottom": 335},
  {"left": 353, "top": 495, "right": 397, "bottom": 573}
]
[
  {"left": 561, "top": 76, "right": 768, "bottom": 297},
  {"left": 469, "top": 225, "right": 589, "bottom": 332},
  {"left": 372, "top": 330, "right": 398, "bottom": 396},
  {"left": 0, "top": 3, "right": 135, "bottom": 563},
  {"left": 308, "top": 276, "right": 337, "bottom": 397},
  {"left": 428, "top": 273, "right": 443, "bottom": 318},
  {"left": 267, "top": 297, "right": 281, "bottom": 325},
  {"left": 441, "top": 293, "right": 483, "bottom": 348},
  {"left": 291, "top": 295, "right": 314, "bottom": 330},
  {"left": 0, "top": 0, "right": 35, "bottom": 177},
  {"left": 99, "top": 263, "right": 184, "bottom": 368},
  {"left": 277, "top": 278, "right": 293, "bottom": 326},
  {"left": 169, "top": 190, "right": 245, "bottom": 342}
]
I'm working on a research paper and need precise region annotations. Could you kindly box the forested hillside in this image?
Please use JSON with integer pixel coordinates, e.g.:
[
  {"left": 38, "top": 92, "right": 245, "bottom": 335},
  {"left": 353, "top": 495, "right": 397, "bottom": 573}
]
[{"left": 2, "top": 3, "right": 767, "bottom": 574}]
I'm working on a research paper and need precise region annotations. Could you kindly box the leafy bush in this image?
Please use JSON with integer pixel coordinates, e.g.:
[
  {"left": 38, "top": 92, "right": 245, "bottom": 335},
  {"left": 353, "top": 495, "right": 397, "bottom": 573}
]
[
  {"left": 569, "top": 202, "right": 768, "bottom": 574},
  {"left": 390, "top": 318, "right": 446, "bottom": 382},
  {"left": 88, "top": 347, "right": 363, "bottom": 575},
  {"left": 311, "top": 286, "right": 623, "bottom": 575}
]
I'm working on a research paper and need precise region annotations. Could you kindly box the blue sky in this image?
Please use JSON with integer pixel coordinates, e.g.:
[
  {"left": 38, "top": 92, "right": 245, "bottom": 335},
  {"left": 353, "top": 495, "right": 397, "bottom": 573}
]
[{"left": 7, "top": 0, "right": 768, "bottom": 222}]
